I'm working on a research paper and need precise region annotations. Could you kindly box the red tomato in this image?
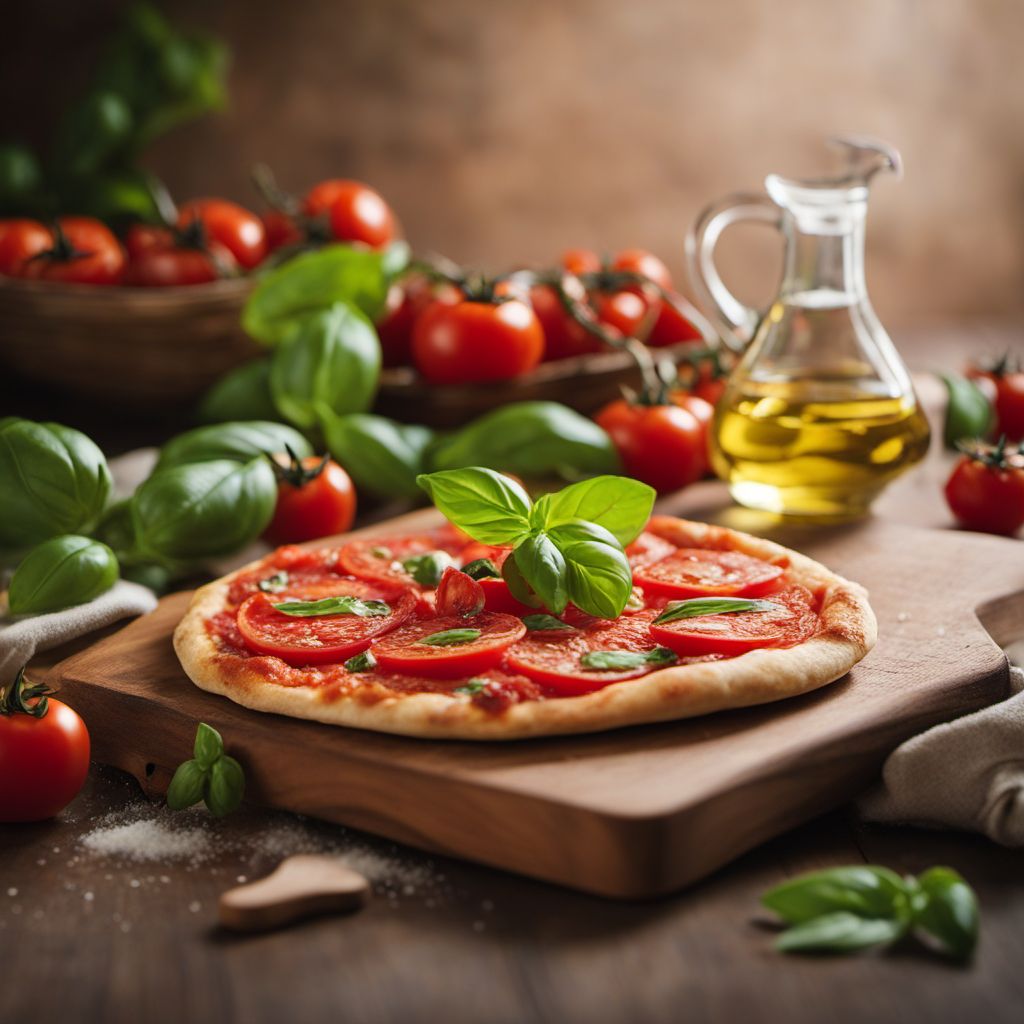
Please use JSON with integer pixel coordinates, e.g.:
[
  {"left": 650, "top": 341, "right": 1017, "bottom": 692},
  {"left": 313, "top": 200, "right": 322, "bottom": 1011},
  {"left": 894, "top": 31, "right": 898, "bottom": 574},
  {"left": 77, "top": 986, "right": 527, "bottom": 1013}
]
[
  {"left": 338, "top": 534, "right": 461, "bottom": 588},
  {"left": 0, "top": 681, "right": 90, "bottom": 823},
  {"left": 562, "top": 248, "right": 602, "bottom": 275},
  {"left": 595, "top": 399, "right": 706, "bottom": 493},
  {"left": 123, "top": 224, "right": 172, "bottom": 260},
  {"left": 22, "top": 217, "right": 125, "bottom": 285},
  {"left": 530, "top": 283, "right": 604, "bottom": 361},
  {"left": 477, "top": 577, "right": 538, "bottom": 616},
  {"left": 594, "top": 290, "right": 648, "bottom": 338},
  {"left": 435, "top": 566, "right": 485, "bottom": 617},
  {"left": 649, "top": 584, "right": 817, "bottom": 657},
  {"left": 611, "top": 248, "right": 673, "bottom": 291},
  {"left": 372, "top": 612, "right": 526, "bottom": 678},
  {"left": 633, "top": 547, "right": 785, "bottom": 599},
  {"left": 303, "top": 179, "right": 398, "bottom": 249},
  {"left": 237, "top": 581, "right": 416, "bottom": 666},
  {"left": 993, "top": 374, "right": 1024, "bottom": 442},
  {"left": 670, "top": 392, "right": 714, "bottom": 476},
  {"left": 412, "top": 295, "right": 544, "bottom": 385},
  {"left": 0, "top": 218, "right": 52, "bottom": 276},
  {"left": 376, "top": 276, "right": 460, "bottom": 367},
  {"left": 944, "top": 446, "right": 1024, "bottom": 536},
  {"left": 178, "top": 198, "right": 267, "bottom": 269},
  {"left": 624, "top": 531, "right": 677, "bottom": 568},
  {"left": 458, "top": 542, "right": 511, "bottom": 568},
  {"left": 265, "top": 456, "right": 357, "bottom": 545},
  {"left": 261, "top": 210, "right": 303, "bottom": 252},
  {"left": 647, "top": 294, "right": 704, "bottom": 346}
]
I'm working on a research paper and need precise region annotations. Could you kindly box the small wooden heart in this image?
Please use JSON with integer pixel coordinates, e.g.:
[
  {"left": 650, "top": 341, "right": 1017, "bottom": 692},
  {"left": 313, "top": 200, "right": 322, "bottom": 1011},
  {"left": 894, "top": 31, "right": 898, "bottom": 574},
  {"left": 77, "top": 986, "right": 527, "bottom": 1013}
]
[{"left": 219, "top": 854, "right": 370, "bottom": 932}]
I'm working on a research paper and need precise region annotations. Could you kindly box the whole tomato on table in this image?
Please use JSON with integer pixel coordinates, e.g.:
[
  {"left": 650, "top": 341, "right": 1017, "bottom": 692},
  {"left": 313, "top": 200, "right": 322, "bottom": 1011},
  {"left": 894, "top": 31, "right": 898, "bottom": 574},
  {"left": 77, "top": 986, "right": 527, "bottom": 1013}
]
[
  {"left": 20, "top": 217, "right": 125, "bottom": 285},
  {"left": 264, "top": 452, "right": 357, "bottom": 545},
  {"left": 178, "top": 198, "right": 268, "bottom": 270},
  {"left": 944, "top": 438, "right": 1024, "bottom": 536},
  {"left": 0, "top": 669, "right": 90, "bottom": 823},
  {"left": 967, "top": 355, "right": 1024, "bottom": 442},
  {"left": 0, "top": 218, "right": 52, "bottom": 276}
]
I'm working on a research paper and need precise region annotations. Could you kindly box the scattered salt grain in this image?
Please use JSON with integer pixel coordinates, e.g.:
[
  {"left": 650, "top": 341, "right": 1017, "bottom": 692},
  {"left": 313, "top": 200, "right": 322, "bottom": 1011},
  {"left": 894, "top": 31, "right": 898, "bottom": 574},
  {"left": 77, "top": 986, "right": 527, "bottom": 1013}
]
[
  {"left": 897, "top": 611, "right": 910, "bottom": 622},
  {"left": 81, "top": 819, "right": 213, "bottom": 865}
]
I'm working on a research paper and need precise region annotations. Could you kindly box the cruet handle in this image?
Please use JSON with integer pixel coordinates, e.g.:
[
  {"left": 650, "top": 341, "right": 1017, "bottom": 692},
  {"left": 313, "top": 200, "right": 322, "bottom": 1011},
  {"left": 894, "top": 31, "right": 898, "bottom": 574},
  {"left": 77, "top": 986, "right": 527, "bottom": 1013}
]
[{"left": 685, "top": 193, "right": 782, "bottom": 351}]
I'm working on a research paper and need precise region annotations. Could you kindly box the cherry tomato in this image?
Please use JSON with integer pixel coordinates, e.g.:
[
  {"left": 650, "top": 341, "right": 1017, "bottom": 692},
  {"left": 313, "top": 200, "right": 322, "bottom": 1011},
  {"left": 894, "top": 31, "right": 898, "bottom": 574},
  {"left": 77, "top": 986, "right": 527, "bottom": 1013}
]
[
  {"left": 562, "top": 248, "right": 602, "bottom": 275},
  {"left": 944, "top": 443, "right": 1024, "bottom": 536},
  {"left": 261, "top": 210, "right": 303, "bottom": 252},
  {"left": 647, "top": 294, "right": 704, "bottom": 346},
  {"left": 594, "top": 290, "right": 648, "bottom": 338},
  {"left": 0, "top": 218, "right": 51, "bottom": 276},
  {"left": 669, "top": 392, "right": 714, "bottom": 476},
  {"left": 372, "top": 612, "right": 526, "bottom": 678},
  {"left": 237, "top": 580, "right": 416, "bottom": 666},
  {"left": 412, "top": 294, "right": 544, "bottom": 385},
  {"left": 595, "top": 399, "right": 706, "bottom": 493},
  {"left": 123, "top": 224, "right": 172, "bottom": 260},
  {"left": 435, "top": 566, "right": 485, "bottom": 617},
  {"left": 649, "top": 584, "right": 817, "bottom": 657},
  {"left": 611, "top": 248, "right": 673, "bottom": 292},
  {"left": 0, "top": 676, "right": 90, "bottom": 823},
  {"left": 264, "top": 456, "right": 357, "bottom": 545},
  {"left": 530, "top": 283, "right": 604, "bottom": 361},
  {"left": 22, "top": 217, "right": 125, "bottom": 285},
  {"left": 633, "top": 547, "right": 785, "bottom": 599},
  {"left": 376, "top": 276, "right": 460, "bottom": 367},
  {"left": 303, "top": 179, "right": 398, "bottom": 249},
  {"left": 178, "top": 198, "right": 267, "bottom": 269}
]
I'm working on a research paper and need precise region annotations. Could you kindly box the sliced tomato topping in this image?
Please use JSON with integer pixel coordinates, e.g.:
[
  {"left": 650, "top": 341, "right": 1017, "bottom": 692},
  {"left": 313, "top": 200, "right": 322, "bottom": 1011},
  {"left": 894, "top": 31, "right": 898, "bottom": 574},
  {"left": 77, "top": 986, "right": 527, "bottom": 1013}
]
[
  {"left": 634, "top": 547, "right": 784, "bottom": 599},
  {"left": 506, "top": 610, "right": 668, "bottom": 697},
  {"left": 476, "top": 576, "right": 538, "bottom": 616},
  {"left": 372, "top": 612, "right": 526, "bottom": 679},
  {"left": 625, "top": 531, "right": 677, "bottom": 568},
  {"left": 236, "top": 579, "right": 416, "bottom": 666},
  {"left": 435, "top": 566, "right": 485, "bottom": 617},
  {"left": 337, "top": 532, "right": 460, "bottom": 588},
  {"left": 649, "top": 585, "right": 818, "bottom": 657}
]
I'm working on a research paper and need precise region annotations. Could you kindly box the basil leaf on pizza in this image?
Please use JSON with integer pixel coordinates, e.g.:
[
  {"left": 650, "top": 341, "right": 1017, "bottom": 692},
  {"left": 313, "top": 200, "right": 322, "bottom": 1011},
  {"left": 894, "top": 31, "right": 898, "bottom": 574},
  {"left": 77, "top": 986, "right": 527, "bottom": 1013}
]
[
  {"left": 415, "top": 468, "right": 532, "bottom": 545},
  {"left": 462, "top": 557, "right": 500, "bottom": 580},
  {"left": 653, "top": 597, "right": 783, "bottom": 624},
  {"left": 418, "top": 628, "right": 482, "bottom": 647},
  {"left": 401, "top": 551, "right": 456, "bottom": 587},
  {"left": 272, "top": 596, "right": 391, "bottom": 617},
  {"left": 522, "top": 614, "right": 574, "bottom": 631},
  {"left": 543, "top": 475, "right": 656, "bottom": 545},
  {"left": 580, "top": 647, "right": 678, "bottom": 671}
]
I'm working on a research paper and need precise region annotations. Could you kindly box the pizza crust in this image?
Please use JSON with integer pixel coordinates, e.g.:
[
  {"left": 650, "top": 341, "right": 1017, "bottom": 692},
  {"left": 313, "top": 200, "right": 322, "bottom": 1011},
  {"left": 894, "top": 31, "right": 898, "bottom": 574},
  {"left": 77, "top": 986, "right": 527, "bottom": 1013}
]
[{"left": 173, "top": 515, "right": 876, "bottom": 741}]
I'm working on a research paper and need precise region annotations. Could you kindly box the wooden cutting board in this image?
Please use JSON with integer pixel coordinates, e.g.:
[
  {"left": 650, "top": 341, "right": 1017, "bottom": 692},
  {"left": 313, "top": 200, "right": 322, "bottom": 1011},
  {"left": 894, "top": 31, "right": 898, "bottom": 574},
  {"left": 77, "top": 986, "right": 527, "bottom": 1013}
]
[{"left": 54, "top": 506, "right": 1024, "bottom": 899}]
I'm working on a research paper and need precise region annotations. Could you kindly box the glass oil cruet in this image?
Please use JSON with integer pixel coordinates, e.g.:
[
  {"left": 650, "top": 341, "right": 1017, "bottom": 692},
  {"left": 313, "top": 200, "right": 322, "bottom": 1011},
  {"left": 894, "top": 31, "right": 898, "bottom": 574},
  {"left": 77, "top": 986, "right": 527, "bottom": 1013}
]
[{"left": 687, "top": 136, "right": 930, "bottom": 519}]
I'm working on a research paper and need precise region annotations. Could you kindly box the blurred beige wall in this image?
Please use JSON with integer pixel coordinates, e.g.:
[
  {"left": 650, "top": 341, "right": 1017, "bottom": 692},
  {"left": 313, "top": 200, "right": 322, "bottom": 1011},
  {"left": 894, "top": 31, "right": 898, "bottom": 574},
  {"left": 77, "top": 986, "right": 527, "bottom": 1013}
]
[{"left": 7, "top": 0, "right": 1024, "bottom": 326}]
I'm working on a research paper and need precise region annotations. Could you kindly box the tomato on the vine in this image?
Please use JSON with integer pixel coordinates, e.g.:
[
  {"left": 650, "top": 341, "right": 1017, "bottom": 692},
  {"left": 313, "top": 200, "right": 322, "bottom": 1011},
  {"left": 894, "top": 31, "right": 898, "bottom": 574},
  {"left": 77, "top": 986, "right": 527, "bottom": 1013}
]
[
  {"left": 264, "top": 454, "right": 357, "bottom": 545},
  {"left": 594, "top": 290, "right": 648, "bottom": 338},
  {"left": 944, "top": 439, "right": 1024, "bottom": 536},
  {"left": 0, "top": 671, "right": 90, "bottom": 823},
  {"left": 303, "top": 179, "right": 398, "bottom": 249},
  {"left": 968, "top": 355, "right": 1024, "bottom": 442},
  {"left": 124, "top": 221, "right": 237, "bottom": 286},
  {"left": 21, "top": 217, "right": 125, "bottom": 285},
  {"left": 0, "top": 218, "right": 51, "bottom": 276},
  {"left": 377, "top": 275, "right": 460, "bottom": 367},
  {"left": 611, "top": 248, "right": 673, "bottom": 292},
  {"left": 561, "top": 248, "right": 602, "bottom": 276},
  {"left": 261, "top": 210, "right": 303, "bottom": 252},
  {"left": 178, "top": 198, "right": 267, "bottom": 269},
  {"left": 595, "top": 399, "right": 707, "bottom": 493},
  {"left": 530, "top": 282, "right": 604, "bottom": 361},
  {"left": 647, "top": 294, "right": 705, "bottom": 346}
]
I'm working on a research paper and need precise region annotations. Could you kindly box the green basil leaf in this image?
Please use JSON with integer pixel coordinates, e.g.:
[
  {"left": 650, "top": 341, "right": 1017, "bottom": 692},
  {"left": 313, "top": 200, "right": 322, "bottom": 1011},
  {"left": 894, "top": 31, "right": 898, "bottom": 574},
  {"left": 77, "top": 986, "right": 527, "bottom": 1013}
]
[
  {"left": 653, "top": 597, "right": 782, "bottom": 625},
  {"left": 512, "top": 533, "right": 569, "bottom": 614},
  {"left": 501, "top": 553, "right": 543, "bottom": 608},
  {"left": 243, "top": 244, "right": 400, "bottom": 345},
  {"left": 416, "top": 468, "right": 532, "bottom": 545},
  {"left": 940, "top": 373, "right": 994, "bottom": 449},
  {"left": 193, "top": 722, "right": 224, "bottom": 770},
  {"left": 580, "top": 647, "right": 677, "bottom": 671},
  {"left": 166, "top": 759, "right": 207, "bottom": 811},
  {"left": 8, "top": 535, "right": 119, "bottom": 615},
  {"left": 52, "top": 89, "right": 133, "bottom": 178},
  {"left": 418, "top": 628, "right": 481, "bottom": 647},
  {"left": 0, "top": 418, "right": 112, "bottom": 549},
  {"left": 462, "top": 558, "right": 500, "bottom": 580},
  {"left": 401, "top": 551, "right": 456, "bottom": 587},
  {"left": 198, "top": 359, "right": 279, "bottom": 424},
  {"left": 775, "top": 913, "right": 906, "bottom": 954},
  {"left": 156, "top": 421, "right": 312, "bottom": 472},
  {"left": 258, "top": 571, "right": 289, "bottom": 594},
  {"left": 132, "top": 457, "right": 277, "bottom": 561},
  {"left": 272, "top": 596, "right": 391, "bottom": 617},
  {"left": 913, "top": 867, "right": 979, "bottom": 960},
  {"left": 323, "top": 412, "right": 436, "bottom": 499},
  {"left": 344, "top": 650, "right": 377, "bottom": 672},
  {"left": 453, "top": 678, "right": 488, "bottom": 696},
  {"left": 92, "top": 500, "right": 139, "bottom": 562},
  {"left": 762, "top": 866, "right": 911, "bottom": 924},
  {"left": 544, "top": 475, "right": 656, "bottom": 545},
  {"left": 270, "top": 303, "right": 381, "bottom": 431},
  {"left": 427, "top": 401, "right": 620, "bottom": 480},
  {"left": 548, "top": 520, "right": 633, "bottom": 619},
  {"left": 204, "top": 755, "right": 245, "bottom": 817},
  {"left": 522, "top": 613, "right": 573, "bottom": 631}
]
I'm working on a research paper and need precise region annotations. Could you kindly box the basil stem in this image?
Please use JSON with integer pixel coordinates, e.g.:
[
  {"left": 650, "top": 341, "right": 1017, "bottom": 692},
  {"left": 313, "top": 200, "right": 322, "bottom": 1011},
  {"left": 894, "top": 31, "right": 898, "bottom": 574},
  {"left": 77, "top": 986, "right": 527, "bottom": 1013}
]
[
  {"left": 272, "top": 596, "right": 391, "bottom": 617},
  {"left": 652, "top": 597, "right": 782, "bottom": 625},
  {"left": 418, "top": 628, "right": 481, "bottom": 647}
]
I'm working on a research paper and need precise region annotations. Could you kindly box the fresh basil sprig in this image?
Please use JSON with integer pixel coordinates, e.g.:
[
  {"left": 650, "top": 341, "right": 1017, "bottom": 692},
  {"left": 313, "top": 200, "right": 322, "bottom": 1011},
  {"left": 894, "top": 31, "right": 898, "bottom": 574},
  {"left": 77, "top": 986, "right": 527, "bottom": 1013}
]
[
  {"left": 272, "top": 595, "right": 391, "bottom": 618},
  {"left": 762, "top": 865, "right": 978, "bottom": 961},
  {"left": 402, "top": 551, "right": 456, "bottom": 587},
  {"left": 417, "top": 468, "right": 655, "bottom": 618},
  {"left": 522, "top": 613, "right": 574, "bottom": 631},
  {"left": 653, "top": 597, "right": 782, "bottom": 625},
  {"left": 166, "top": 723, "right": 245, "bottom": 818},
  {"left": 580, "top": 647, "right": 677, "bottom": 671},
  {"left": 419, "top": 628, "right": 481, "bottom": 647},
  {"left": 462, "top": 558, "right": 500, "bottom": 580}
]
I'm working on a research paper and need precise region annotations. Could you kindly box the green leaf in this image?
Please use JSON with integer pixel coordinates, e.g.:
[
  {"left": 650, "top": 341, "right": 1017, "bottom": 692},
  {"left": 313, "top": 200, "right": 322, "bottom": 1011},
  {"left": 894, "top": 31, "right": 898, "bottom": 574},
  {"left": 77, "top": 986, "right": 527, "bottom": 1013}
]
[
  {"left": 940, "top": 373, "right": 993, "bottom": 449},
  {"left": 775, "top": 913, "right": 906, "bottom": 954},
  {"left": 272, "top": 596, "right": 391, "bottom": 618},
  {"left": 243, "top": 244, "right": 399, "bottom": 345},
  {"left": 418, "top": 628, "right": 481, "bottom": 647},
  {"left": 522, "top": 613, "right": 574, "bottom": 631},
  {"left": 416, "top": 468, "right": 532, "bottom": 545},
  {"left": 198, "top": 360, "right": 279, "bottom": 424},
  {"left": 579, "top": 647, "right": 677, "bottom": 671},
  {"left": 544, "top": 476, "right": 656, "bottom": 545},
  {"left": 914, "top": 867, "right": 979, "bottom": 961},
  {"left": 258, "top": 571, "right": 289, "bottom": 594},
  {"left": 462, "top": 558, "right": 500, "bottom": 580},
  {"left": 269, "top": 304, "right": 381, "bottom": 431},
  {"left": 344, "top": 650, "right": 377, "bottom": 672},
  {"left": 427, "top": 401, "right": 620, "bottom": 480},
  {"left": 323, "top": 413, "right": 436, "bottom": 500},
  {"left": 156, "top": 421, "right": 312, "bottom": 472},
  {"left": 193, "top": 722, "right": 224, "bottom": 770},
  {"left": 166, "top": 759, "right": 206, "bottom": 811},
  {"left": 401, "top": 551, "right": 456, "bottom": 587},
  {"left": 8, "top": 535, "right": 119, "bottom": 615},
  {"left": 204, "top": 755, "right": 245, "bottom": 817},
  {"left": 653, "top": 597, "right": 783, "bottom": 625},
  {"left": 501, "top": 553, "right": 542, "bottom": 608},
  {"left": 761, "top": 866, "right": 911, "bottom": 924},
  {"left": 512, "top": 533, "right": 569, "bottom": 614},
  {"left": 549, "top": 520, "right": 633, "bottom": 619},
  {"left": 453, "top": 678, "right": 487, "bottom": 696}
]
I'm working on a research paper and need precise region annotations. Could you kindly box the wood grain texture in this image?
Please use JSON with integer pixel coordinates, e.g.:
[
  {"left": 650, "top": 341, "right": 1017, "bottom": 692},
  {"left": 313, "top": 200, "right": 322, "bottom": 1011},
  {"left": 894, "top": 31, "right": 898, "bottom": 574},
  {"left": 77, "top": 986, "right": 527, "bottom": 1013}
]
[{"left": 54, "top": 512, "right": 1023, "bottom": 898}]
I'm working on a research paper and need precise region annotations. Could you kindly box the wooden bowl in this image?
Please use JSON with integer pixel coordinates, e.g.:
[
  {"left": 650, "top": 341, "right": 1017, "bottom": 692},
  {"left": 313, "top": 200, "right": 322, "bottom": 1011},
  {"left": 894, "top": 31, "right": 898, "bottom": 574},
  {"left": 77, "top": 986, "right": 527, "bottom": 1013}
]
[{"left": 0, "top": 277, "right": 260, "bottom": 409}]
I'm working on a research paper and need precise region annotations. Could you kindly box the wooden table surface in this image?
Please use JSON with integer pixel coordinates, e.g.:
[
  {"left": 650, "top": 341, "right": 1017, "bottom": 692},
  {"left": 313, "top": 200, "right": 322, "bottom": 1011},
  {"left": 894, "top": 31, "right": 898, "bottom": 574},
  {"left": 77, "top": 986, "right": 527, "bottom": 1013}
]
[{"left": 3, "top": 323, "right": 1023, "bottom": 1024}]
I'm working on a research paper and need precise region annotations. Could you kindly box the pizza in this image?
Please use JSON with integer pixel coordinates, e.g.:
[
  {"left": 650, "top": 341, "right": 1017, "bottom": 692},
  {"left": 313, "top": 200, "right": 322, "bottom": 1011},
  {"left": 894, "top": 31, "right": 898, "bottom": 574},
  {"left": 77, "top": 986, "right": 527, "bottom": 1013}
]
[{"left": 173, "top": 513, "right": 876, "bottom": 740}]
